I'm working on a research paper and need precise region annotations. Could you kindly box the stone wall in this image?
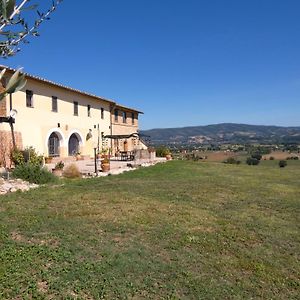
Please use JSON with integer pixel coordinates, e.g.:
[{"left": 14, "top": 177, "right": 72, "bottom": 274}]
[
  {"left": 0, "top": 130, "right": 23, "bottom": 168},
  {"left": 134, "top": 149, "right": 156, "bottom": 161}
]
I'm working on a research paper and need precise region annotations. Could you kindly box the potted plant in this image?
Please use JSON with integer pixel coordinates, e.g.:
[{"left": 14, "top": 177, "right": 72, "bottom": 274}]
[
  {"left": 101, "top": 157, "right": 110, "bottom": 172},
  {"left": 52, "top": 161, "right": 64, "bottom": 177},
  {"left": 44, "top": 156, "right": 52, "bottom": 164},
  {"left": 75, "top": 152, "right": 83, "bottom": 161},
  {"left": 101, "top": 148, "right": 109, "bottom": 158}
]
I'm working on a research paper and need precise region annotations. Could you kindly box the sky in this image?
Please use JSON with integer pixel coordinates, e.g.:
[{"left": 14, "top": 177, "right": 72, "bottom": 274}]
[{"left": 4, "top": 0, "right": 300, "bottom": 129}]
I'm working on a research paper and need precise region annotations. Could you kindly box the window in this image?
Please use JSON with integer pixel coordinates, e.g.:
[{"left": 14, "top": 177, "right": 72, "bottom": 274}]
[
  {"left": 131, "top": 112, "right": 135, "bottom": 125},
  {"left": 26, "top": 90, "right": 33, "bottom": 107},
  {"left": 73, "top": 101, "right": 78, "bottom": 116},
  {"left": 52, "top": 96, "right": 58, "bottom": 112},
  {"left": 122, "top": 111, "right": 127, "bottom": 123},
  {"left": 101, "top": 107, "right": 104, "bottom": 119},
  {"left": 114, "top": 109, "right": 119, "bottom": 122},
  {"left": 87, "top": 104, "right": 91, "bottom": 117}
]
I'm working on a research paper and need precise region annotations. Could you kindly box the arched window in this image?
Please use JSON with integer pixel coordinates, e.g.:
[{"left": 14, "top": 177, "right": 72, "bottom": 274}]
[{"left": 48, "top": 132, "right": 60, "bottom": 157}]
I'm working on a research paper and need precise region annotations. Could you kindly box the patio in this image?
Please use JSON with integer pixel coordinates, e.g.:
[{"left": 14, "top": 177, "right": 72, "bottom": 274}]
[{"left": 45, "top": 156, "right": 166, "bottom": 177}]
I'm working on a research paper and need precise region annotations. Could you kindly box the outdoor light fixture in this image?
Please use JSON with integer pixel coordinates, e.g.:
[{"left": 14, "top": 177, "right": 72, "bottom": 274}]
[
  {"left": 93, "top": 141, "right": 98, "bottom": 176},
  {"left": 9, "top": 109, "right": 17, "bottom": 118},
  {"left": 86, "top": 129, "right": 93, "bottom": 141},
  {"left": 0, "top": 109, "right": 17, "bottom": 123}
]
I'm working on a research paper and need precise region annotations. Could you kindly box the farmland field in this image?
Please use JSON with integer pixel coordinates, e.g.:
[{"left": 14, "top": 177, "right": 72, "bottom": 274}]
[{"left": 0, "top": 161, "right": 299, "bottom": 299}]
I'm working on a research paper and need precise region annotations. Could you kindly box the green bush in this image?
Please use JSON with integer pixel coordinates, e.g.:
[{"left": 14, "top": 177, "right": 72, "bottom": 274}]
[
  {"left": 11, "top": 147, "right": 43, "bottom": 166},
  {"left": 12, "top": 164, "right": 57, "bottom": 184},
  {"left": 246, "top": 157, "right": 260, "bottom": 165},
  {"left": 279, "top": 160, "right": 287, "bottom": 168},
  {"left": 251, "top": 152, "right": 262, "bottom": 161},
  {"left": 22, "top": 147, "right": 43, "bottom": 165},
  {"left": 223, "top": 157, "right": 241, "bottom": 164},
  {"left": 286, "top": 156, "right": 299, "bottom": 160},
  {"left": 156, "top": 146, "right": 171, "bottom": 157},
  {"left": 11, "top": 148, "right": 25, "bottom": 166}
]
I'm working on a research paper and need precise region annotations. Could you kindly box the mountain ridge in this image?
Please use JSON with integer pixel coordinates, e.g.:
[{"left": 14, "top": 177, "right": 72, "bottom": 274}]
[{"left": 141, "top": 123, "right": 300, "bottom": 145}]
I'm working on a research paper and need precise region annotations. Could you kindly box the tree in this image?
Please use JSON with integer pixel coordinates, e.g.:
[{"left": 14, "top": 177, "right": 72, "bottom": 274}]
[
  {"left": 0, "top": 0, "right": 62, "bottom": 57},
  {"left": 279, "top": 160, "right": 287, "bottom": 168},
  {"left": 0, "top": 0, "right": 62, "bottom": 100},
  {"left": 246, "top": 157, "right": 260, "bottom": 166}
]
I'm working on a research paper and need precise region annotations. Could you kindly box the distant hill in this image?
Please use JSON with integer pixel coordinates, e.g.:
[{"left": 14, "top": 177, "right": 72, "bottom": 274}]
[{"left": 141, "top": 123, "right": 300, "bottom": 145}]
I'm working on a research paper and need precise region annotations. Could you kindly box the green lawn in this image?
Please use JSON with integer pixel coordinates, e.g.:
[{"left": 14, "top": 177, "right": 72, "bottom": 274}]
[{"left": 0, "top": 161, "right": 299, "bottom": 299}]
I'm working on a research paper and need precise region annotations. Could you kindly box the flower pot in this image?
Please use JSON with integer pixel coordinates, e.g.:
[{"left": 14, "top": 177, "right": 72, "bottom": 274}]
[
  {"left": 101, "top": 162, "right": 110, "bottom": 172},
  {"left": 76, "top": 154, "right": 83, "bottom": 161},
  {"left": 45, "top": 157, "right": 52, "bottom": 164},
  {"left": 52, "top": 168, "right": 63, "bottom": 177}
]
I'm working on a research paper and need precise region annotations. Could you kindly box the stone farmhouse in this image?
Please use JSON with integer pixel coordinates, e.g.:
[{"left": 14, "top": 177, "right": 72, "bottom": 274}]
[{"left": 0, "top": 66, "right": 146, "bottom": 166}]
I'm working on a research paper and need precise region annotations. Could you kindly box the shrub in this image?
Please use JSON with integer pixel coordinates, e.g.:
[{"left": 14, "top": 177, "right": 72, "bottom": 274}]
[
  {"left": 223, "top": 157, "right": 241, "bottom": 164},
  {"left": 251, "top": 152, "right": 262, "bottom": 161},
  {"left": 269, "top": 156, "right": 275, "bottom": 160},
  {"left": 279, "top": 160, "right": 287, "bottom": 168},
  {"left": 11, "top": 147, "right": 43, "bottom": 166},
  {"left": 156, "top": 146, "right": 171, "bottom": 157},
  {"left": 63, "top": 164, "right": 81, "bottom": 178},
  {"left": 246, "top": 157, "right": 260, "bottom": 165},
  {"left": 23, "top": 147, "right": 44, "bottom": 166},
  {"left": 12, "top": 164, "right": 56, "bottom": 184},
  {"left": 286, "top": 156, "right": 299, "bottom": 160},
  {"left": 11, "top": 148, "right": 25, "bottom": 166}
]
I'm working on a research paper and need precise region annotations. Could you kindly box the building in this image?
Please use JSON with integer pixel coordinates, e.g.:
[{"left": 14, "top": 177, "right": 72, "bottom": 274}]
[
  {"left": 109, "top": 104, "right": 146, "bottom": 155},
  {"left": 0, "top": 66, "right": 146, "bottom": 166}
]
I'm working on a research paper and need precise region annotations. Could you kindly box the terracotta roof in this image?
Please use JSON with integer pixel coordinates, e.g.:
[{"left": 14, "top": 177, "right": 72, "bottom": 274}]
[
  {"left": 115, "top": 103, "right": 144, "bottom": 114},
  {"left": 0, "top": 65, "right": 143, "bottom": 114}
]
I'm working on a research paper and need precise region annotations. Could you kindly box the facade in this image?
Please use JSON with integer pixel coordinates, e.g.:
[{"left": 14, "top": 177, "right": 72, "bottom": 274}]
[
  {"left": 0, "top": 66, "right": 145, "bottom": 166},
  {"left": 109, "top": 104, "right": 147, "bottom": 155}
]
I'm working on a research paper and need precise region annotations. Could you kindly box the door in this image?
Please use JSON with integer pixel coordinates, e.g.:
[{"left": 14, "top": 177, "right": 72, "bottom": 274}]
[
  {"left": 48, "top": 132, "right": 60, "bottom": 157},
  {"left": 68, "top": 133, "right": 79, "bottom": 156}
]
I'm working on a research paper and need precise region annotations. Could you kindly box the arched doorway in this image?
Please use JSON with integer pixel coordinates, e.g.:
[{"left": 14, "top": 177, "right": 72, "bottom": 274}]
[
  {"left": 68, "top": 133, "right": 80, "bottom": 156},
  {"left": 48, "top": 132, "right": 60, "bottom": 157}
]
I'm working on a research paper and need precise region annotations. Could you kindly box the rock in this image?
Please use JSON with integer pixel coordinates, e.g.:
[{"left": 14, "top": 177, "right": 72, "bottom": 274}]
[{"left": 0, "top": 179, "right": 39, "bottom": 195}]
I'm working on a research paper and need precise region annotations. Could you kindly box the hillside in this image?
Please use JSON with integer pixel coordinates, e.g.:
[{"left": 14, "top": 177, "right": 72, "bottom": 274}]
[{"left": 141, "top": 123, "right": 300, "bottom": 145}]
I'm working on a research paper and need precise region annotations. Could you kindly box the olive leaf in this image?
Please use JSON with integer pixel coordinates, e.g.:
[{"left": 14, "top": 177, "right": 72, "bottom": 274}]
[
  {"left": 6, "top": 0, "right": 16, "bottom": 18},
  {"left": 0, "top": 68, "right": 27, "bottom": 100},
  {"left": 0, "top": 68, "right": 6, "bottom": 81},
  {"left": 0, "top": 0, "right": 7, "bottom": 20}
]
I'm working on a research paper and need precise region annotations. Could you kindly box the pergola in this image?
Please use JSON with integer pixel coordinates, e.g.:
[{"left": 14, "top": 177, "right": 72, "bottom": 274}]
[
  {"left": 104, "top": 133, "right": 140, "bottom": 140},
  {"left": 103, "top": 133, "right": 139, "bottom": 160}
]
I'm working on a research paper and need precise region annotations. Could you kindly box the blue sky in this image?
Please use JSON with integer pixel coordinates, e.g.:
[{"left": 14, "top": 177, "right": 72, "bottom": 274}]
[{"left": 4, "top": 0, "right": 300, "bottom": 129}]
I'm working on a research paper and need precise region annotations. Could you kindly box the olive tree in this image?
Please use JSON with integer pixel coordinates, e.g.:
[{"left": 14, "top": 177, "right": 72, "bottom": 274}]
[{"left": 0, "top": 0, "right": 62, "bottom": 99}]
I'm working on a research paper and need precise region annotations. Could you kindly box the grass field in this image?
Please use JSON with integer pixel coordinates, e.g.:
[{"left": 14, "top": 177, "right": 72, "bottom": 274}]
[{"left": 0, "top": 161, "right": 299, "bottom": 299}]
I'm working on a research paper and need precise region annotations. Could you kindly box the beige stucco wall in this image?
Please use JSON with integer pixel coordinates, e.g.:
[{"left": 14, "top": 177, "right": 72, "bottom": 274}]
[
  {"left": 2, "top": 77, "right": 112, "bottom": 158},
  {"left": 111, "top": 109, "right": 147, "bottom": 153}
]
